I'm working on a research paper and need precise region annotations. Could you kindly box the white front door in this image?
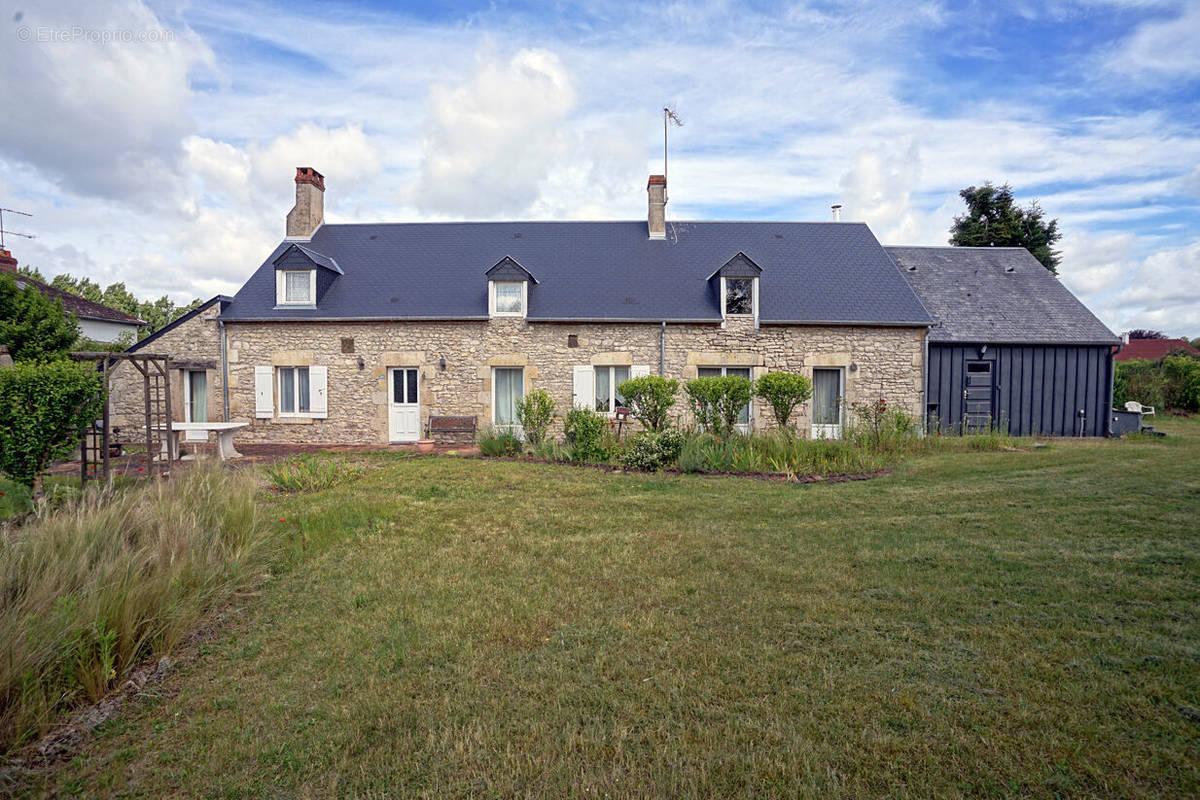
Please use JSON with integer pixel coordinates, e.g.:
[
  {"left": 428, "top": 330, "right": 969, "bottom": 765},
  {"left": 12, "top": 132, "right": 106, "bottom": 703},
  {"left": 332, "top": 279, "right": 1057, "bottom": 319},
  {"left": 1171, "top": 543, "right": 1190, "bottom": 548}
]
[
  {"left": 388, "top": 367, "right": 421, "bottom": 442},
  {"left": 811, "top": 367, "right": 844, "bottom": 439}
]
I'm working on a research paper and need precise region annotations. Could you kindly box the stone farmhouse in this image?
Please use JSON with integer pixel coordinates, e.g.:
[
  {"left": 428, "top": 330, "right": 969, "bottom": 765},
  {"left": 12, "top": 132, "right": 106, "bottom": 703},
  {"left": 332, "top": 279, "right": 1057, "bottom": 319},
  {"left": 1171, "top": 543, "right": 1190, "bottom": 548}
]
[{"left": 110, "top": 167, "right": 1118, "bottom": 443}]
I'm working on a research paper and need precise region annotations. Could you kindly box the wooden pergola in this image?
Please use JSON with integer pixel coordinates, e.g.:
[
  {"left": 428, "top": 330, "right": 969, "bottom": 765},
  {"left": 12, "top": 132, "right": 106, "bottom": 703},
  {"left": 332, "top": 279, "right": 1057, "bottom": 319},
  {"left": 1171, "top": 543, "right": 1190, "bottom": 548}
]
[{"left": 73, "top": 352, "right": 174, "bottom": 485}]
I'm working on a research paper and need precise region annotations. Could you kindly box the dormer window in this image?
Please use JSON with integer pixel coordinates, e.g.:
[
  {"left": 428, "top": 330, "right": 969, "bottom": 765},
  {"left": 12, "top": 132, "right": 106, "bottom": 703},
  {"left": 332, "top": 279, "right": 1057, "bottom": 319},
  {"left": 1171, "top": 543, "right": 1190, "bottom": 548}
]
[
  {"left": 725, "top": 278, "right": 754, "bottom": 315},
  {"left": 271, "top": 242, "right": 341, "bottom": 308},
  {"left": 709, "top": 251, "right": 763, "bottom": 326},
  {"left": 485, "top": 255, "right": 537, "bottom": 319},
  {"left": 277, "top": 269, "right": 315, "bottom": 306},
  {"left": 491, "top": 281, "right": 526, "bottom": 316}
]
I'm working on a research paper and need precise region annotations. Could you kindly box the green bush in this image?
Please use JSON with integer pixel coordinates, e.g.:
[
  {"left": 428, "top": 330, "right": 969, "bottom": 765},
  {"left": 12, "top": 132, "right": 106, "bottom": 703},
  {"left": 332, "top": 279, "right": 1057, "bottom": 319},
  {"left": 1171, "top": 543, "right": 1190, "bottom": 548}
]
[
  {"left": 685, "top": 376, "right": 753, "bottom": 435},
  {"left": 515, "top": 389, "right": 556, "bottom": 446},
  {"left": 616, "top": 375, "right": 678, "bottom": 431},
  {"left": 564, "top": 406, "right": 608, "bottom": 462},
  {"left": 754, "top": 371, "right": 812, "bottom": 429},
  {"left": 0, "top": 360, "right": 106, "bottom": 496},
  {"left": 1162, "top": 355, "right": 1200, "bottom": 412},
  {"left": 619, "top": 428, "right": 686, "bottom": 471},
  {"left": 263, "top": 454, "right": 366, "bottom": 493},
  {"left": 477, "top": 425, "right": 522, "bottom": 457},
  {"left": 0, "top": 273, "right": 80, "bottom": 362},
  {"left": 1114, "top": 359, "right": 1166, "bottom": 411},
  {"left": 1114, "top": 355, "right": 1200, "bottom": 412},
  {"left": 0, "top": 465, "right": 270, "bottom": 751}
]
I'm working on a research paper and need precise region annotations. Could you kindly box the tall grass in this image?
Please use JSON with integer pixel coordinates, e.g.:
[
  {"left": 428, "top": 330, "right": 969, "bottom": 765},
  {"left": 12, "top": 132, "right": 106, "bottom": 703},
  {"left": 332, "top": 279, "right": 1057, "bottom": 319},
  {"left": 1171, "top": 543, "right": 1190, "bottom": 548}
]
[
  {"left": 263, "top": 453, "right": 367, "bottom": 493},
  {"left": 0, "top": 465, "right": 271, "bottom": 752},
  {"left": 677, "top": 431, "right": 889, "bottom": 477}
]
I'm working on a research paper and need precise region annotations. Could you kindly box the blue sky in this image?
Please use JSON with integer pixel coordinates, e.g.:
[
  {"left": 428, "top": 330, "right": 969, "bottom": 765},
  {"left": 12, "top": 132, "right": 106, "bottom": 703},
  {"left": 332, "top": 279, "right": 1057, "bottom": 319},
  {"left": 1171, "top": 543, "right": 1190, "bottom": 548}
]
[{"left": 1, "top": 0, "right": 1198, "bottom": 335}]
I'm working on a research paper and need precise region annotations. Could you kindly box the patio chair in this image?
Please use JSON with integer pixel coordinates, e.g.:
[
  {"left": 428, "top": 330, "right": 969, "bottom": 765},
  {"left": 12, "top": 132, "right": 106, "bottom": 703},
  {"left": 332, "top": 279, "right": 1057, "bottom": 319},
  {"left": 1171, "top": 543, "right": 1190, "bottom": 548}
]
[{"left": 1124, "top": 401, "right": 1155, "bottom": 416}]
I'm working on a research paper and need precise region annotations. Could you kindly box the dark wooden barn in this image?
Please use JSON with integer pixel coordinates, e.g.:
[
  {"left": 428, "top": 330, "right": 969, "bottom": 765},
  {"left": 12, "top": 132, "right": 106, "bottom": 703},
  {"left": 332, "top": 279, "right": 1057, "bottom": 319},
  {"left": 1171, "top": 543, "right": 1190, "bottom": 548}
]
[{"left": 888, "top": 246, "right": 1121, "bottom": 437}]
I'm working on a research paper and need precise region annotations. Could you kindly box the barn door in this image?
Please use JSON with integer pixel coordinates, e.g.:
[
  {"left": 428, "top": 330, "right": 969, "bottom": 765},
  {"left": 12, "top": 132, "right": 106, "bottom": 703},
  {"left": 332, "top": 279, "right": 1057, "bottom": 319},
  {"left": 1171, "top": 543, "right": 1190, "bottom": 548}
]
[{"left": 963, "top": 361, "right": 994, "bottom": 432}]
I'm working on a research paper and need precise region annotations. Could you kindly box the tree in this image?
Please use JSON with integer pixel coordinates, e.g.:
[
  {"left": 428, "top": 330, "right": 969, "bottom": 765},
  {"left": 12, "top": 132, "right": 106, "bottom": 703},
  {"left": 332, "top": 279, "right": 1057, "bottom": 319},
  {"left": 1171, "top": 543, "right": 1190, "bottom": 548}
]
[
  {"left": 950, "top": 183, "right": 1062, "bottom": 274},
  {"left": 754, "top": 371, "right": 812, "bottom": 430},
  {"left": 1127, "top": 329, "right": 1167, "bottom": 340},
  {"left": 17, "top": 264, "right": 45, "bottom": 282},
  {"left": 50, "top": 273, "right": 104, "bottom": 303},
  {"left": 0, "top": 273, "right": 81, "bottom": 362},
  {"left": 616, "top": 375, "right": 678, "bottom": 432},
  {"left": 0, "top": 360, "right": 105, "bottom": 497},
  {"left": 685, "top": 375, "right": 753, "bottom": 435}
]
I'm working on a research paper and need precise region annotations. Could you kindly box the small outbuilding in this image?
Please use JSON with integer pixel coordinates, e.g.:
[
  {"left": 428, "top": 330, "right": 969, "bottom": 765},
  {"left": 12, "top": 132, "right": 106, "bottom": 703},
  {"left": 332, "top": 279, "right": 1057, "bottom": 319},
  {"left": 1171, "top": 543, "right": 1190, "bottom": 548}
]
[{"left": 888, "top": 246, "right": 1121, "bottom": 437}]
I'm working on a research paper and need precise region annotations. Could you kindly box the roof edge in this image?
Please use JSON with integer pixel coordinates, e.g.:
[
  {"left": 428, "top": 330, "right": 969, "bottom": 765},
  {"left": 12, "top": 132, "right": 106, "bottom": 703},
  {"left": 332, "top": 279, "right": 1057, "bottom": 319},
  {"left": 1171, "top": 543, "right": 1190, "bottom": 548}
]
[{"left": 127, "top": 295, "right": 231, "bottom": 353}]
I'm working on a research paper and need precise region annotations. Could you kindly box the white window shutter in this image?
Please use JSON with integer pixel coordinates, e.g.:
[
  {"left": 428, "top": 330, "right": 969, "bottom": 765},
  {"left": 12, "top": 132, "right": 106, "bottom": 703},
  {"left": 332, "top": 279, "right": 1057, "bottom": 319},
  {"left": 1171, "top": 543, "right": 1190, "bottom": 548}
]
[
  {"left": 254, "top": 366, "right": 273, "bottom": 418},
  {"left": 572, "top": 365, "right": 594, "bottom": 410},
  {"left": 309, "top": 366, "right": 328, "bottom": 418},
  {"left": 631, "top": 364, "right": 650, "bottom": 379}
]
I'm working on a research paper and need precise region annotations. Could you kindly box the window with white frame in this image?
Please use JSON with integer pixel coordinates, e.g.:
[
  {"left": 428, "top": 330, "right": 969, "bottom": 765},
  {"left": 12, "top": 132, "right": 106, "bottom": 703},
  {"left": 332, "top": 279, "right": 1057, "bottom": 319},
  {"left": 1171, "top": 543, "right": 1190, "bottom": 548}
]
[
  {"left": 493, "top": 367, "right": 524, "bottom": 428},
  {"left": 490, "top": 281, "right": 526, "bottom": 317},
  {"left": 278, "top": 366, "right": 310, "bottom": 415},
  {"left": 594, "top": 365, "right": 630, "bottom": 413},
  {"left": 184, "top": 370, "right": 208, "bottom": 423},
  {"left": 276, "top": 270, "right": 315, "bottom": 306},
  {"left": 724, "top": 277, "right": 755, "bottom": 316},
  {"left": 698, "top": 366, "right": 753, "bottom": 427}
]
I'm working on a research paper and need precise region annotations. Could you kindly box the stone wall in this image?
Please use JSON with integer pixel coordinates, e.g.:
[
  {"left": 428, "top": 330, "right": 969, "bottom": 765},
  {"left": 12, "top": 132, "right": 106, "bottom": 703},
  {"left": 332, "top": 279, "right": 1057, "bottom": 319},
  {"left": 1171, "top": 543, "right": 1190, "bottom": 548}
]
[
  {"left": 108, "top": 303, "right": 224, "bottom": 440},
  {"left": 218, "top": 316, "right": 925, "bottom": 444}
]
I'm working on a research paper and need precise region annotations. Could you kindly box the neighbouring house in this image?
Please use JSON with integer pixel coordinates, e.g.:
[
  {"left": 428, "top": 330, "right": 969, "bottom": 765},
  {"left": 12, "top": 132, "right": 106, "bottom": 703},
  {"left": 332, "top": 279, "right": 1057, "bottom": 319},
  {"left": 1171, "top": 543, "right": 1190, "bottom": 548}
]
[
  {"left": 1113, "top": 337, "right": 1198, "bottom": 362},
  {"left": 0, "top": 247, "right": 146, "bottom": 343},
  {"left": 888, "top": 246, "right": 1120, "bottom": 436},
  {"left": 110, "top": 166, "right": 1118, "bottom": 442}
]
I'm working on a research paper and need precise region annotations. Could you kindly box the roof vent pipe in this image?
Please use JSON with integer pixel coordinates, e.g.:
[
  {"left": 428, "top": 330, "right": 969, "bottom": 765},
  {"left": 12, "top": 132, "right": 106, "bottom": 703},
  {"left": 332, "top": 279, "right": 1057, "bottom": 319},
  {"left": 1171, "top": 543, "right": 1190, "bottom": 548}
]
[{"left": 831, "top": 204, "right": 842, "bottom": 222}]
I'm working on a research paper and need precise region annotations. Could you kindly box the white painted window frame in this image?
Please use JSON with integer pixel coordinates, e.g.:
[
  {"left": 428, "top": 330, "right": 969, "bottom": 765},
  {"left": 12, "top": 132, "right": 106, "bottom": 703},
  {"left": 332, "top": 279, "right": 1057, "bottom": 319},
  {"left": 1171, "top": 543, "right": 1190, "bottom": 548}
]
[
  {"left": 592, "top": 365, "right": 632, "bottom": 415},
  {"left": 183, "top": 369, "right": 207, "bottom": 423},
  {"left": 720, "top": 275, "right": 759, "bottom": 327},
  {"left": 276, "top": 366, "right": 311, "bottom": 417},
  {"left": 276, "top": 269, "right": 316, "bottom": 306},
  {"left": 489, "top": 280, "right": 527, "bottom": 318},
  {"left": 492, "top": 366, "right": 525, "bottom": 432}
]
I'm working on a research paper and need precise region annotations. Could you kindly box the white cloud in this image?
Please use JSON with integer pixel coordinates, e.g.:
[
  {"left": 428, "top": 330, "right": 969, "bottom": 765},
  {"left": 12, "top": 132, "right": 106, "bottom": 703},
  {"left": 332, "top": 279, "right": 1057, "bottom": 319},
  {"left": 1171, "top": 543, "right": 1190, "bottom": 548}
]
[
  {"left": 413, "top": 48, "right": 577, "bottom": 217},
  {"left": 1104, "top": 4, "right": 1200, "bottom": 80},
  {"left": 0, "top": 0, "right": 211, "bottom": 204}
]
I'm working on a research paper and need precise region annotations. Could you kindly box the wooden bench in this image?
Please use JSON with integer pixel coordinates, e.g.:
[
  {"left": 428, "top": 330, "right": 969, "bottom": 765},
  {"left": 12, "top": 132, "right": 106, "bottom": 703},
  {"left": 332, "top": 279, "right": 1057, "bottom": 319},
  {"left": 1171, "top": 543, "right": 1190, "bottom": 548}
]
[{"left": 428, "top": 415, "right": 477, "bottom": 445}]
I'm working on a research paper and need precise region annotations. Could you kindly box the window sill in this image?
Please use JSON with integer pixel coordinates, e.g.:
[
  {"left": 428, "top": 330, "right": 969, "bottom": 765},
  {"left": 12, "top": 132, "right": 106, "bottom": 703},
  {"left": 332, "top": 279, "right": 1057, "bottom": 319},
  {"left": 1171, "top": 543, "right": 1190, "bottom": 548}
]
[
  {"left": 273, "top": 416, "right": 315, "bottom": 424},
  {"left": 273, "top": 305, "right": 317, "bottom": 310}
]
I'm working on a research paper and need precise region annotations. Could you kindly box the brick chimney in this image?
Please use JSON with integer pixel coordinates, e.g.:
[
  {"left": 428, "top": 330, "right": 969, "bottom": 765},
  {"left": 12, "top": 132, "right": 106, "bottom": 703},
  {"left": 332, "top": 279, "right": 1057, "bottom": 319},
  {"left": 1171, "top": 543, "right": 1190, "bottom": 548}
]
[
  {"left": 286, "top": 167, "right": 325, "bottom": 238},
  {"left": 647, "top": 174, "right": 666, "bottom": 240},
  {"left": 0, "top": 248, "right": 17, "bottom": 273}
]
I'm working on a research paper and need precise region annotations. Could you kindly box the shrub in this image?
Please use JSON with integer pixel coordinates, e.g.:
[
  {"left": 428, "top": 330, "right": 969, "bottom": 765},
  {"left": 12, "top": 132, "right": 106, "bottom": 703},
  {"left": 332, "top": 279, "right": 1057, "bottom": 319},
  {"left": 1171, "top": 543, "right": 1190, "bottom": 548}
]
[
  {"left": 0, "top": 465, "right": 271, "bottom": 751},
  {"left": 619, "top": 427, "right": 686, "bottom": 471},
  {"left": 263, "top": 454, "right": 366, "bottom": 493},
  {"left": 616, "top": 375, "right": 678, "bottom": 431},
  {"left": 1114, "top": 355, "right": 1200, "bottom": 412},
  {"left": 1162, "top": 355, "right": 1200, "bottom": 412},
  {"left": 685, "top": 376, "right": 753, "bottom": 435},
  {"left": 477, "top": 425, "right": 522, "bottom": 457},
  {"left": 0, "top": 360, "right": 106, "bottom": 497},
  {"left": 1114, "top": 359, "right": 1166, "bottom": 410},
  {"left": 564, "top": 406, "right": 608, "bottom": 462},
  {"left": 0, "top": 273, "right": 81, "bottom": 362},
  {"left": 754, "top": 371, "right": 812, "bottom": 429},
  {"left": 515, "top": 389, "right": 556, "bottom": 446}
]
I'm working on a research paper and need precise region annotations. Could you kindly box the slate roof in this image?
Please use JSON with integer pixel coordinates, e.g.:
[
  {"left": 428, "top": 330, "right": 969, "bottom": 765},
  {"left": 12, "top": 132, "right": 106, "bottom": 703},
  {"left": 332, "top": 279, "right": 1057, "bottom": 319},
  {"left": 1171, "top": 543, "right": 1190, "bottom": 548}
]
[
  {"left": 221, "top": 221, "right": 932, "bottom": 326},
  {"left": 14, "top": 275, "right": 145, "bottom": 325},
  {"left": 887, "top": 246, "right": 1119, "bottom": 345}
]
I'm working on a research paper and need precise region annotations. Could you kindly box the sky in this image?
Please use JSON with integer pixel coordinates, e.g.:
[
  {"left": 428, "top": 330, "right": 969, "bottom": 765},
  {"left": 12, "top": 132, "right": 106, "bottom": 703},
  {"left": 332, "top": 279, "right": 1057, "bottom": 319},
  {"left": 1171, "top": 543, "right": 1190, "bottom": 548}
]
[{"left": 1, "top": 0, "right": 1198, "bottom": 337}]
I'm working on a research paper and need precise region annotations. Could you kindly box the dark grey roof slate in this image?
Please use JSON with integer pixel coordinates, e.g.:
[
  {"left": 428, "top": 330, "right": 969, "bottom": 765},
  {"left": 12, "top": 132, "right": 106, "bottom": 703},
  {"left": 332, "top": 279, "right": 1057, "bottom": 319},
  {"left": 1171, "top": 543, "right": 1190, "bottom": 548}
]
[
  {"left": 221, "top": 221, "right": 932, "bottom": 326},
  {"left": 887, "top": 246, "right": 1119, "bottom": 345},
  {"left": 274, "top": 243, "right": 343, "bottom": 274}
]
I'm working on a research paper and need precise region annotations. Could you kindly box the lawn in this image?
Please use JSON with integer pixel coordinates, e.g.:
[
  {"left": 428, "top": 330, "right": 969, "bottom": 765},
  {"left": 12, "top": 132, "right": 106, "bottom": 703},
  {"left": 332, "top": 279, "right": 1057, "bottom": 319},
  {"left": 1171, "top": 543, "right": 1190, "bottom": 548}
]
[{"left": 18, "top": 420, "right": 1200, "bottom": 798}]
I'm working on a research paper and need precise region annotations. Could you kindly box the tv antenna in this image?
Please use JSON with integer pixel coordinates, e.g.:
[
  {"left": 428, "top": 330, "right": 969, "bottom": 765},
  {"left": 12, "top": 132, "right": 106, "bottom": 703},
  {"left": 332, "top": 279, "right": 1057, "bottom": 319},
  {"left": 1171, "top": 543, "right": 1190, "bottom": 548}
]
[
  {"left": 662, "top": 105, "right": 683, "bottom": 202},
  {"left": 0, "top": 208, "right": 34, "bottom": 249}
]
